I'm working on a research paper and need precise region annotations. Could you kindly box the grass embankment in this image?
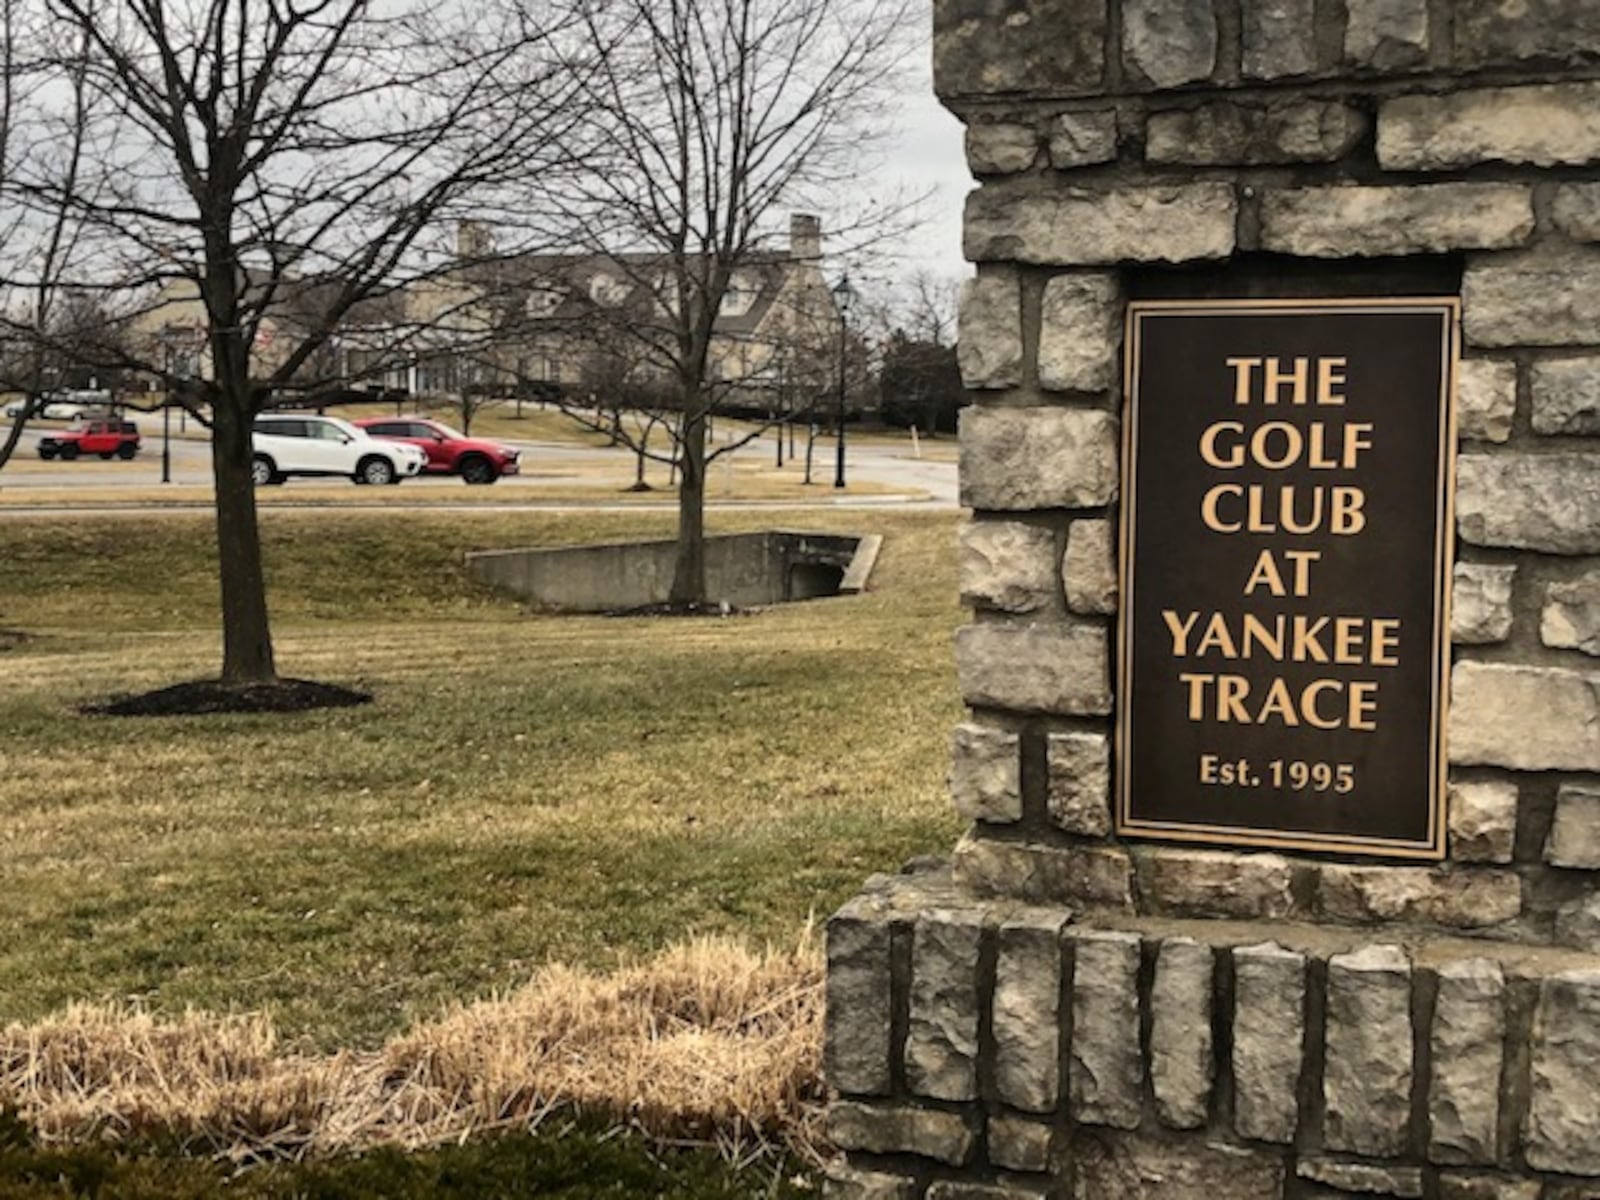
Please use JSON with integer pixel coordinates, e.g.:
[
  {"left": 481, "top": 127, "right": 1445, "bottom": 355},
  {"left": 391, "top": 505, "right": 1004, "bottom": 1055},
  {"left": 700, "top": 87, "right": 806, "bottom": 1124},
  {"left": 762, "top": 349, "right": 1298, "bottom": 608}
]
[
  {"left": 0, "top": 507, "right": 963, "bottom": 1188},
  {"left": 0, "top": 507, "right": 962, "bottom": 1043}
]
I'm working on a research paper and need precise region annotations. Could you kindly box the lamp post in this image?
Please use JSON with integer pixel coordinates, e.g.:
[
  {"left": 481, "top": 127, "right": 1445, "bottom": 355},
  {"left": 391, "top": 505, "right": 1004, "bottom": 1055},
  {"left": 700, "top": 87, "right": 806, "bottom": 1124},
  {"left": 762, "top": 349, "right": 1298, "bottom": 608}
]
[{"left": 831, "top": 273, "right": 855, "bottom": 489}]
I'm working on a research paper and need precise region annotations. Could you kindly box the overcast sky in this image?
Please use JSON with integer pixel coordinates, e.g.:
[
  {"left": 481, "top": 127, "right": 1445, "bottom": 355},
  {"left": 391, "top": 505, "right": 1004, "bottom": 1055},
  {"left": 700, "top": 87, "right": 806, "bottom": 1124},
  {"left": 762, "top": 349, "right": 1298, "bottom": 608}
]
[
  {"left": 885, "top": 43, "right": 971, "bottom": 283},
  {"left": 850, "top": 28, "right": 972, "bottom": 295}
]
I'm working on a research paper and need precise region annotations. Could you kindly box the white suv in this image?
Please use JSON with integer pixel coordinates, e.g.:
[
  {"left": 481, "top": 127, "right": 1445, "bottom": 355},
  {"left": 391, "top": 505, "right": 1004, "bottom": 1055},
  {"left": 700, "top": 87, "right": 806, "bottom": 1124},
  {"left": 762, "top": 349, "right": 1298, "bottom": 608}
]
[{"left": 251, "top": 414, "right": 427, "bottom": 486}]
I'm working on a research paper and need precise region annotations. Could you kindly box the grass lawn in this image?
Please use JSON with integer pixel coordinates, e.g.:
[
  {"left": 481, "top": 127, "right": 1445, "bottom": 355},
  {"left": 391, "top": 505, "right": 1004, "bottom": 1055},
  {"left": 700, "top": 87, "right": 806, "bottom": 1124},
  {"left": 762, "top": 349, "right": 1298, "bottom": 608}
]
[
  {"left": 0, "top": 507, "right": 964, "bottom": 1049},
  {"left": 0, "top": 1113, "right": 814, "bottom": 1198}
]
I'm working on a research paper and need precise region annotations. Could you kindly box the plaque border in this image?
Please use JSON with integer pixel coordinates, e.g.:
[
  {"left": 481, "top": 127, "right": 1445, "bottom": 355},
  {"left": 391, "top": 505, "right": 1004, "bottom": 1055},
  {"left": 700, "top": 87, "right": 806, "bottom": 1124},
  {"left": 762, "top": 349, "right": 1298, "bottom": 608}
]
[{"left": 1114, "top": 296, "right": 1459, "bottom": 860}]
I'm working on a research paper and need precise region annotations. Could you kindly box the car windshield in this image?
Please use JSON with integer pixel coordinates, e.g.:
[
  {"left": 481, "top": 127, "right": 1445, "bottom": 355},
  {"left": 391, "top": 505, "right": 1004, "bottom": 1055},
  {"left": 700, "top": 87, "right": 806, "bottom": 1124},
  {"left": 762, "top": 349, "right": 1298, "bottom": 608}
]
[
  {"left": 427, "top": 421, "right": 466, "bottom": 440},
  {"left": 322, "top": 416, "right": 362, "bottom": 439}
]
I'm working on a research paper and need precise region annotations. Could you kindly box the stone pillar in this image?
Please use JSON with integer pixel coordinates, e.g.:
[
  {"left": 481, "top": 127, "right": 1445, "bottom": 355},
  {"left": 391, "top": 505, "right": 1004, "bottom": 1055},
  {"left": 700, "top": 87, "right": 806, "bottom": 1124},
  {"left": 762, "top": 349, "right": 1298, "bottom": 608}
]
[{"left": 825, "top": 1, "right": 1600, "bottom": 1195}]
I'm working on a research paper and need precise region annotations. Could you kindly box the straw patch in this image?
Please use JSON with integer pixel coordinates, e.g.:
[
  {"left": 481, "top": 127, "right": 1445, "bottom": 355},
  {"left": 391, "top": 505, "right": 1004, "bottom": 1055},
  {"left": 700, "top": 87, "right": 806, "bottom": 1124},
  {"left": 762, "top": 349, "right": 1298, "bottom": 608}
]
[{"left": 0, "top": 936, "right": 824, "bottom": 1166}]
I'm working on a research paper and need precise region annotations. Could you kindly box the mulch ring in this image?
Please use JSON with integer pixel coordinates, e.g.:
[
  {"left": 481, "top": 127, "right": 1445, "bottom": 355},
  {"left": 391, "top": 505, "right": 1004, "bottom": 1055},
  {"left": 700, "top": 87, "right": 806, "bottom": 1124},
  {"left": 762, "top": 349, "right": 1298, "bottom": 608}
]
[{"left": 81, "top": 678, "right": 373, "bottom": 717}]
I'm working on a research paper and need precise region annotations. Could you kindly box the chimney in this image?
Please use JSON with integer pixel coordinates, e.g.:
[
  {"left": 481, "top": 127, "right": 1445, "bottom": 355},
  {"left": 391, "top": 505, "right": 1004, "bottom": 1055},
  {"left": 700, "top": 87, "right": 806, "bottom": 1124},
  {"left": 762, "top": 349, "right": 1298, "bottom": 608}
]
[
  {"left": 458, "top": 220, "right": 491, "bottom": 260},
  {"left": 790, "top": 213, "right": 822, "bottom": 262}
]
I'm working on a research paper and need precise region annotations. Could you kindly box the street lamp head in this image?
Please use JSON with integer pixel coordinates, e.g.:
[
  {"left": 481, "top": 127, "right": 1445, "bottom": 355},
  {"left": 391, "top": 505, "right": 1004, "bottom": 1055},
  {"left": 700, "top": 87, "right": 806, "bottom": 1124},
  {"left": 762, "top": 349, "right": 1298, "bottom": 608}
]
[{"left": 832, "top": 274, "right": 855, "bottom": 316}]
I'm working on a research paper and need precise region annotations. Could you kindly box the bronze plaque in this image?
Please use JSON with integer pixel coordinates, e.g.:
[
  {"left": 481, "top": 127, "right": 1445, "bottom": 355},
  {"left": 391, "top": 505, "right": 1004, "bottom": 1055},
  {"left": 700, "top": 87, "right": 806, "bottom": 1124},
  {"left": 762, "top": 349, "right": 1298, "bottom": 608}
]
[{"left": 1116, "top": 298, "right": 1458, "bottom": 859}]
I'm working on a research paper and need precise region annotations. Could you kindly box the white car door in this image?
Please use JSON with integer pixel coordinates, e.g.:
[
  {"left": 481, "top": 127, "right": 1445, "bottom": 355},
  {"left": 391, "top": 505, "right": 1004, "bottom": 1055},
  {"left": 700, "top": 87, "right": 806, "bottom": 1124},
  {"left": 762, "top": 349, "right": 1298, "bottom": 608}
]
[
  {"left": 304, "top": 418, "right": 360, "bottom": 474},
  {"left": 253, "top": 418, "right": 308, "bottom": 470}
]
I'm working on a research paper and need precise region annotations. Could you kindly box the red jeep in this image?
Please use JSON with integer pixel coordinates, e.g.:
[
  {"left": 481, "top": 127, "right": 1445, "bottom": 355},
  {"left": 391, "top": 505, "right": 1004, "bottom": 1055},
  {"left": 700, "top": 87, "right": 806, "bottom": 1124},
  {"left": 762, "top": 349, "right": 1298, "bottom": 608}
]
[{"left": 38, "top": 418, "right": 141, "bottom": 461}]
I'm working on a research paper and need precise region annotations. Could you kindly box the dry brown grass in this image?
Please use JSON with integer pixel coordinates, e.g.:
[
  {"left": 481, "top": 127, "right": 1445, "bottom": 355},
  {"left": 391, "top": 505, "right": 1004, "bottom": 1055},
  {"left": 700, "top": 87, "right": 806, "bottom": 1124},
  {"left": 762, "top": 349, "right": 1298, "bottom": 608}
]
[{"left": 0, "top": 935, "right": 824, "bottom": 1166}]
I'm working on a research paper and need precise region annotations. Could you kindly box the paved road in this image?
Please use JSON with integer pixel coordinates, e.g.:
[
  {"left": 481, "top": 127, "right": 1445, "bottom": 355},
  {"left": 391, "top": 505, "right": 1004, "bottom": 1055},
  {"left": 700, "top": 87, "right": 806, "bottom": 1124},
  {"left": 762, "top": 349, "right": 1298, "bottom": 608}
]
[{"left": 0, "top": 421, "right": 959, "bottom": 511}]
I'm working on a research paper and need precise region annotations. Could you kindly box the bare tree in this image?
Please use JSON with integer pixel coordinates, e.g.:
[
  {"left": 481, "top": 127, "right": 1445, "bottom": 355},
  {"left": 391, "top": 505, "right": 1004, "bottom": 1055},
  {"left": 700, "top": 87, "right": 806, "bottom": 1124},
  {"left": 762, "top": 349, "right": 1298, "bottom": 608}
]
[
  {"left": 899, "top": 270, "right": 960, "bottom": 348},
  {"left": 0, "top": 0, "right": 592, "bottom": 688},
  {"left": 0, "top": 0, "right": 115, "bottom": 470},
  {"left": 873, "top": 268, "right": 962, "bottom": 436},
  {"left": 517, "top": 0, "right": 917, "bottom": 606}
]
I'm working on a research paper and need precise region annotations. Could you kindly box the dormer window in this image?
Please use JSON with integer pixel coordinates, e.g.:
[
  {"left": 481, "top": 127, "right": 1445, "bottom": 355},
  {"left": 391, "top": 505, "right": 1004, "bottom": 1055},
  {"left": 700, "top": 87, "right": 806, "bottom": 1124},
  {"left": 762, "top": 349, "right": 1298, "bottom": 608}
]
[
  {"left": 588, "top": 273, "right": 631, "bottom": 307},
  {"left": 719, "top": 270, "right": 758, "bottom": 318},
  {"left": 525, "top": 287, "right": 562, "bottom": 318}
]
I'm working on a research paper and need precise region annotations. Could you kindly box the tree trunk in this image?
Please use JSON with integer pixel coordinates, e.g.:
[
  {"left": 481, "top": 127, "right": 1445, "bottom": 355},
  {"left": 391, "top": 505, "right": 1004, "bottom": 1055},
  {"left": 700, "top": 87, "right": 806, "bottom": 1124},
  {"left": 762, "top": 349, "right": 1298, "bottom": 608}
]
[
  {"left": 634, "top": 425, "right": 651, "bottom": 488},
  {"left": 211, "top": 400, "right": 277, "bottom": 683},
  {"left": 668, "top": 409, "right": 707, "bottom": 604}
]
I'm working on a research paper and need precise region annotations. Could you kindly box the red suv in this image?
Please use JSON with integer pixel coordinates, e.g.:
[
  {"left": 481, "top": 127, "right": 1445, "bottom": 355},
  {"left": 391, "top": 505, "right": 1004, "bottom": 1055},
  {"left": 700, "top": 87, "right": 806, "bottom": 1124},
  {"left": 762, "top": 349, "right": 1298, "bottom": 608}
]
[
  {"left": 38, "top": 418, "right": 141, "bottom": 460},
  {"left": 354, "top": 417, "right": 521, "bottom": 485}
]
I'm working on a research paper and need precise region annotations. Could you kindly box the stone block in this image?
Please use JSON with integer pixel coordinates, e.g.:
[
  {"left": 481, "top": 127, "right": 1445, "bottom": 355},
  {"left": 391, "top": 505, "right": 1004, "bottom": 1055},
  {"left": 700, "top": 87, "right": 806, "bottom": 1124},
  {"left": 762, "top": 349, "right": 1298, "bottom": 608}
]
[
  {"left": 1046, "top": 729, "right": 1112, "bottom": 836},
  {"left": 1448, "top": 779, "right": 1518, "bottom": 864},
  {"left": 1344, "top": 0, "right": 1428, "bottom": 69},
  {"left": 825, "top": 898, "right": 894, "bottom": 1096},
  {"left": 1439, "top": 1174, "right": 1542, "bottom": 1200},
  {"left": 1232, "top": 942, "right": 1305, "bottom": 1144},
  {"left": 959, "top": 520, "right": 1058, "bottom": 614},
  {"left": 1147, "top": 848, "right": 1299, "bottom": 919},
  {"left": 955, "top": 622, "right": 1111, "bottom": 716},
  {"left": 1456, "top": 453, "right": 1600, "bottom": 555},
  {"left": 1070, "top": 930, "right": 1144, "bottom": 1129},
  {"left": 1452, "top": 0, "right": 1600, "bottom": 69},
  {"left": 1037, "top": 272, "right": 1120, "bottom": 392},
  {"left": 966, "top": 122, "right": 1039, "bottom": 175},
  {"left": 1318, "top": 864, "right": 1520, "bottom": 929},
  {"left": 1072, "top": 1133, "right": 1285, "bottom": 1200},
  {"left": 1062, "top": 518, "right": 1116, "bottom": 616},
  {"left": 986, "top": 1115, "right": 1054, "bottom": 1173},
  {"left": 1150, "top": 937, "right": 1213, "bottom": 1129},
  {"left": 905, "top": 908, "right": 984, "bottom": 1101},
  {"left": 965, "top": 183, "right": 1236, "bottom": 266},
  {"left": 957, "top": 273, "right": 1022, "bottom": 389},
  {"left": 953, "top": 832, "right": 1133, "bottom": 908},
  {"left": 1531, "top": 357, "right": 1600, "bottom": 436},
  {"left": 949, "top": 722, "right": 1021, "bottom": 823},
  {"left": 1122, "top": 0, "right": 1217, "bottom": 89},
  {"left": 993, "top": 910, "right": 1067, "bottom": 1112},
  {"left": 1450, "top": 661, "right": 1600, "bottom": 772},
  {"left": 827, "top": 1100, "right": 975, "bottom": 1166},
  {"left": 1429, "top": 958, "right": 1506, "bottom": 1165},
  {"left": 1452, "top": 562, "right": 1515, "bottom": 645},
  {"left": 1555, "top": 893, "right": 1600, "bottom": 953},
  {"left": 1147, "top": 100, "right": 1366, "bottom": 166},
  {"left": 1464, "top": 247, "right": 1600, "bottom": 348},
  {"left": 1526, "top": 969, "right": 1600, "bottom": 1175},
  {"left": 959, "top": 406, "right": 1119, "bottom": 511},
  {"left": 933, "top": 0, "right": 1108, "bottom": 99},
  {"left": 1380, "top": 84, "right": 1600, "bottom": 170},
  {"left": 1242, "top": 0, "right": 1316, "bottom": 79},
  {"left": 1554, "top": 184, "right": 1600, "bottom": 242},
  {"left": 1298, "top": 1158, "right": 1425, "bottom": 1196},
  {"left": 1259, "top": 183, "right": 1532, "bottom": 257},
  {"left": 1544, "top": 571, "right": 1600, "bottom": 657},
  {"left": 1324, "top": 944, "right": 1414, "bottom": 1157},
  {"left": 1456, "top": 358, "right": 1516, "bottom": 444},
  {"left": 1047, "top": 110, "right": 1117, "bottom": 168},
  {"left": 1546, "top": 785, "right": 1600, "bottom": 869},
  {"left": 823, "top": 1164, "right": 918, "bottom": 1200}
]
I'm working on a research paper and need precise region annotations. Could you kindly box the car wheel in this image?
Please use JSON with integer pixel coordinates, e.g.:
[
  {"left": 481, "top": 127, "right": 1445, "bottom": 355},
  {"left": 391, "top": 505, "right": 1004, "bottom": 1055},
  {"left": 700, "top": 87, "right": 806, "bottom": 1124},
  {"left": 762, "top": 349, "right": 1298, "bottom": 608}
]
[
  {"left": 459, "top": 455, "right": 498, "bottom": 485},
  {"left": 357, "top": 456, "right": 396, "bottom": 486},
  {"left": 116, "top": 444, "right": 137, "bottom": 460},
  {"left": 251, "top": 455, "right": 280, "bottom": 486},
  {"left": 38, "top": 445, "right": 55, "bottom": 460},
  {"left": 58, "top": 444, "right": 79, "bottom": 460}
]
